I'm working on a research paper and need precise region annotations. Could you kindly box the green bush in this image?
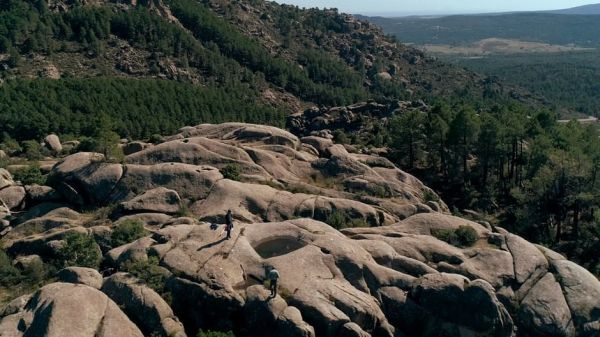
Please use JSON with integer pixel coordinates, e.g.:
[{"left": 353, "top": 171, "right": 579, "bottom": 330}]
[
  {"left": 21, "top": 140, "right": 43, "bottom": 160},
  {"left": 149, "top": 134, "right": 164, "bottom": 144},
  {"left": 431, "top": 228, "right": 456, "bottom": 243},
  {"left": 455, "top": 225, "right": 478, "bottom": 247},
  {"left": 0, "top": 249, "right": 20, "bottom": 287},
  {"left": 12, "top": 165, "right": 46, "bottom": 185},
  {"left": 56, "top": 232, "right": 102, "bottom": 268},
  {"left": 121, "top": 256, "right": 167, "bottom": 294},
  {"left": 220, "top": 164, "right": 241, "bottom": 181},
  {"left": 0, "top": 133, "right": 22, "bottom": 155},
  {"left": 326, "top": 210, "right": 346, "bottom": 229},
  {"left": 333, "top": 130, "right": 349, "bottom": 144},
  {"left": 432, "top": 225, "right": 478, "bottom": 248},
  {"left": 197, "top": 330, "right": 235, "bottom": 337},
  {"left": 111, "top": 219, "right": 147, "bottom": 248},
  {"left": 423, "top": 190, "right": 440, "bottom": 203}
]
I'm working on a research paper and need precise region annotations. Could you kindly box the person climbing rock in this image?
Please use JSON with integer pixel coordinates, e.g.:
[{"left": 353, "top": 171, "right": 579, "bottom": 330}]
[
  {"left": 225, "top": 209, "right": 234, "bottom": 239},
  {"left": 268, "top": 267, "right": 280, "bottom": 297}
]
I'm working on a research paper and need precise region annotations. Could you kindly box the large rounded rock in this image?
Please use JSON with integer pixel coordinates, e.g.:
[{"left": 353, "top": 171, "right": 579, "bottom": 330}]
[
  {"left": 0, "top": 168, "right": 13, "bottom": 190},
  {"left": 106, "top": 237, "right": 155, "bottom": 266},
  {"left": 518, "top": 273, "right": 576, "bottom": 337},
  {"left": 102, "top": 273, "right": 186, "bottom": 337},
  {"left": 4, "top": 206, "right": 84, "bottom": 241},
  {"left": 409, "top": 273, "right": 513, "bottom": 337},
  {"left": 120, "top": 187, "right": 182, "bottom": 214},
  {"left": 44, "top": 134, "right": 63, "bottom": 155},
  {"left": 0, "top": 185, "right": 26, "bottom": 210},
  {"left": 47, "top": 152, "right": 123, "bottom": 205},
  {"left": 112, "top": 163, "right": 222, "bottom": 201},
  {"left": 243, "top": 285, "right": 315, "bottom": 337},
  {"left": 0, "top": 282, "right": 143, "bottom": 337},
  {"left": 552, "top": 260, "right": 600, "bottom": 329},
  {"left": 25, "top": 184, "right": 62, "bottom": 203},
  {"left": 57, "top": 267, "right": 103, "bottom": 289},
  {"left": 506, "top": 233, "right": 549, "bottom": 285}
]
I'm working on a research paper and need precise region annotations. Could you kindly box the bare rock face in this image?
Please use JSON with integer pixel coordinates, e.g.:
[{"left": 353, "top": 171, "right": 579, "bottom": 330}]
[
  {"left": 44, "top": 134, "right": 63, "bottom": 155},
  {"left": 410, "top": 273, "right": 513, "bottom": 336},
  {"left": 101, "top": 273, "right": 186, "bottom": 337},
  {"left": 47, "top": 152, "right": 123, "bottom": 205},
  {"left": 0, "top": 282, "right": 144, "bottom": 337},
  {"left": 120, "top": 187, "right": 182, "bottom": 214},
  {"left": 57, "top": 266, "right": 103, "bottom": 289},
  {"left": 0, "top": 168, "right": 13, "bottom": 190},
  {"left": 243, "top": 285, "right": 315, "bottom": 337},
  {"left": 25, "top": 184, "right": 62, "bottom": 203},
  {"left": 1, "top": 123, "right": 599, "bottom": 337},
  {"left": 518, "top": 273, "right": 576, "bottom": 337},
  {"left": 0, "top": 185, "right": 26, "bottom": 210}
]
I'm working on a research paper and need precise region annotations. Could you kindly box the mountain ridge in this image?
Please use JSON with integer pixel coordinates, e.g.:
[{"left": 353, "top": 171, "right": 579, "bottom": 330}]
[{"left": 0, "top": 0, "right": 548, "bottom": 142}]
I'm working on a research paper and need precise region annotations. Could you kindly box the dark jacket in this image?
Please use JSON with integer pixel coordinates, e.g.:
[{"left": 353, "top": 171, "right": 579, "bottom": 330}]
[{"left": 226, "top": 212, "right": 233, "bottom": 228}]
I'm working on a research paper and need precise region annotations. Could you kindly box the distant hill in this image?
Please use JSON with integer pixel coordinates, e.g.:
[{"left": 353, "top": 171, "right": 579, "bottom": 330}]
[
  {"left": 361, "top": 9, "right": 600, "bottom": 116},
  {"left": 363, "top": 13, "right": 600, "bottom": 47},
  {"left": 548, "top": 3, "right": 600, "bottom": 15}
]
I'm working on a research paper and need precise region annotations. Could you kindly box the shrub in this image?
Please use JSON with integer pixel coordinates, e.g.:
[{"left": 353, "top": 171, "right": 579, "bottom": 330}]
[
  {"left": 0, "top": 133, "right": 22, "bottom": 154},
  {"left": 111, "top": 219, "right": 147, "bottom": 248},
  {"left": 21, "top": 140, "right": 44, "bottom": 160},
  {"left": 431, "top": 228, "right": 456, "bottom": 243},
  {"left": 12, "top": 165, "right": 46, "bottom": 185},
  {"left": 149, "top": 134, "right": 164, "bottom": 144},
  {"left": 423, "top": 189, "right": 440, "bottom": 203},
  {"left": 0, "top": 249, "right": 20, "bottom": 287},
  {"left": 197, "top": 330, "right": 235, "bottom": 337},
  {"left": 333, "top": 129, "right": 349, "bottom": 144},
  {"left": 432, "top": 225, "right": 478, "bottom": 248},
  {"left": 56, "top": 232, "right": 102, "bottom": 268},
  {"left": 455, "top": 225, "right": 478, "bottom": 247},
  {"left": 121, "top": 256, "right": 167, "bottom": 295},
  {"left": 326, "top": 210, "right": 346, "bottom": 229},
  {"left": 221, "top": 164, "right": 241, "bottom": 181}
]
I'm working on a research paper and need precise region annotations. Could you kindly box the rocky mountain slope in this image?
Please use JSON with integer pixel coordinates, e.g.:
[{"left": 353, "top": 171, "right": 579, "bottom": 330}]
[
  {"left": 0, "top": 0, "right": 547, "bottom": 142},
  {"left": 1, "top": 123, "right": 599, "bottom": 337}
]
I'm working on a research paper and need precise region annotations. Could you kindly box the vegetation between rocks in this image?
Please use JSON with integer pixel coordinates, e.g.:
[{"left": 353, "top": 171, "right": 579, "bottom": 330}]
[
  {"left": 431, "top": 225, "right": 478, "bottom": 248},
  {"left": 110, "top": 219, "right": 147, "bottom": 248}
]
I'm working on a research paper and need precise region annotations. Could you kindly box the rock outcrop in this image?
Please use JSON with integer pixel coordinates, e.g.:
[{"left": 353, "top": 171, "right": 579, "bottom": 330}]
[
  {"left": 1, "top": 123, "right": 598, "bottom": 337},
  {"left": 102, "top": 273, "right": 187, "bottom": 337},
  {"left": 44, "top": 134, "right": 63, "bottom": 155},
  {"left": 0, "top": 283, "right": 144, "bottom": 337}
]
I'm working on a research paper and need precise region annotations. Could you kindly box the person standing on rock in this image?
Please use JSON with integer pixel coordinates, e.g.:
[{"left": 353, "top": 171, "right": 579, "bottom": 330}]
[
  {"left": 268, "top": 267, "right": 280, "bottom": 297},
  {"left": 225, "top": 209, "right": 234, "bottom": 239}
]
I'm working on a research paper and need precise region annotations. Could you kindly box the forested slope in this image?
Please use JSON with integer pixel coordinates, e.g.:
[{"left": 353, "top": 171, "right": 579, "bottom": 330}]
[{"left": 0, "top": 0, "right": 541, "bottom": 141}]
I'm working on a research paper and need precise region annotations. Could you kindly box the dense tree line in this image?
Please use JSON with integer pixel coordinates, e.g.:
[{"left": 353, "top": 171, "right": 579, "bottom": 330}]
[
  {"left": 0, "top": 77, "right": 284, "bottom": 141},
  {"left": 368, "top": 13, "right": 600, "bottom": 47},
  {"left": 450, "top": 52, "right": 600, "bottom": 117},
  {"left": 165, "top": 0, "right": 368, "bottom": 106},
  {"left": 388, "top": 103, "right": 600, "bottom": 274}
]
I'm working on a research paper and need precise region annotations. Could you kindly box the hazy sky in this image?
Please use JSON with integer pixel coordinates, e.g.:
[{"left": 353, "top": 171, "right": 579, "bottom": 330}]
[{"left": 272, "top": 0, "right": 595, "bottom": 15}]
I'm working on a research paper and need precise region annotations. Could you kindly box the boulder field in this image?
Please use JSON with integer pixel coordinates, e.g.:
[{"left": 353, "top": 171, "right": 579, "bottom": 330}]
[{"left": 1, "top": 123, "right": 599, "bottom": 337}]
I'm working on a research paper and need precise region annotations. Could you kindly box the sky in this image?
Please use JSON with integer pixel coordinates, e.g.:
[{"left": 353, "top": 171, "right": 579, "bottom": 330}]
[{"left": 272, "top": 0, "right": 595, "bottom": 16}]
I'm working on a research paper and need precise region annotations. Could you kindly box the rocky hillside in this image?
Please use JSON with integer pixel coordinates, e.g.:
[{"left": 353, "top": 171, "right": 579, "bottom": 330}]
[
  {"left": 1, "top": 123, "right": 599, "bottom": 337},
  {"left": 0, "top": 0, "right": 545, "bottom": 141}
]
